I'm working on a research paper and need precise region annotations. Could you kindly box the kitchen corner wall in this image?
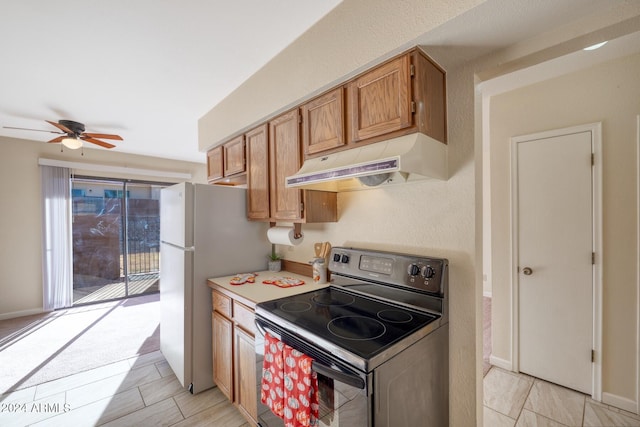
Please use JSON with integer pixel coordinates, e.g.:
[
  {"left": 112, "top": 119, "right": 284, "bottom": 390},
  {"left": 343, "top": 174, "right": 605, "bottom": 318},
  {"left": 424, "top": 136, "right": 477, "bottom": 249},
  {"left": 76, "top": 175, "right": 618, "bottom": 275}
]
[
  {"left": 0, "top": 136, "right": 207, "bottom": 319},
  {"left": 198, "top": 0, "right": 484, "bottom": 423},
  {"left": 277, "top": 63, "right": 479, "bottom": 425},
  {"left": 489, "top": 52, "right": 640, "bottom": 407}
]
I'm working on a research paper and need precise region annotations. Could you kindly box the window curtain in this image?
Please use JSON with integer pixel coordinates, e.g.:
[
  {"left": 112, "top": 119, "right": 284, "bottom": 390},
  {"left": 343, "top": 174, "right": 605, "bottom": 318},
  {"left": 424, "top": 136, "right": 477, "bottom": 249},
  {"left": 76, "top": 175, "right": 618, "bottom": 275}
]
[{"left": 41, "top": 165, "right": 73, "bottom": 310}]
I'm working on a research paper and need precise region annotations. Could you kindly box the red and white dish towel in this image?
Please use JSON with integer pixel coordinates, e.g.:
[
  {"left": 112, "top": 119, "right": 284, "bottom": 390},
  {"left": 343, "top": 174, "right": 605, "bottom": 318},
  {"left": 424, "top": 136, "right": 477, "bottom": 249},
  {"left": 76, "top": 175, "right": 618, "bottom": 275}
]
[{"left": 261, "top": 332, "right": 319, "bottom": 427}]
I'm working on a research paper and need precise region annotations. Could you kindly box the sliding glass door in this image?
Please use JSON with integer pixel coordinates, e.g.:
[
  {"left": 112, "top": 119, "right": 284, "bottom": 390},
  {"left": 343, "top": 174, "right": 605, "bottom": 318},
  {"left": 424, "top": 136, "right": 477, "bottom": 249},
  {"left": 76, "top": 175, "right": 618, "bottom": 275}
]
[
  {"left": 71, "top": 178, "right": 165, "bottom": 305},
  {"left": 123, "top": 183, "right": 162, "bottom": 297}
]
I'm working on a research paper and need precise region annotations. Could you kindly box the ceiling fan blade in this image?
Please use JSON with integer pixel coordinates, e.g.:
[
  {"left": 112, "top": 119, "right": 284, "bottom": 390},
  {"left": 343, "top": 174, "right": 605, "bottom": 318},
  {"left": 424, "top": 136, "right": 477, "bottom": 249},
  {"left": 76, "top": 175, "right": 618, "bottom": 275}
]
[
  {"left": 48, "top": 136, "right": 65, "bottom": 143},
  {"left": 3, "top": 125, "right": 64, "bottom": 134},
  {"left": 46, "top": 120, "right": 72, "bottom": 134},
  {"left": 82, "top": 132, "right": 123, "bottom": 141},
  {"left": 82, "top": 136, "right": 116, "bottom": 149}
]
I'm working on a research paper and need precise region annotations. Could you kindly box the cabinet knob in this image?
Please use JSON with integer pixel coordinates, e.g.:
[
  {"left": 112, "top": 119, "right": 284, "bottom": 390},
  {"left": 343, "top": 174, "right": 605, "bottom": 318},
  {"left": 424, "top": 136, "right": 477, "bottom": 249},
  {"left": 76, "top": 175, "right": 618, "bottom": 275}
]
[{"left": 522, "top": 267, "right": 533, "bottom": 276}]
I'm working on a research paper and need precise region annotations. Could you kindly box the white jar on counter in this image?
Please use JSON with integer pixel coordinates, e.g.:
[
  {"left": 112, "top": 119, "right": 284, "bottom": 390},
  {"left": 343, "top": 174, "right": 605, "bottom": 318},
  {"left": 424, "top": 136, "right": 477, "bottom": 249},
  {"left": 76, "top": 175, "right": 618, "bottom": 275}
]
[{"left": 311, "top": 258, "right": 327, "bottom": 284}]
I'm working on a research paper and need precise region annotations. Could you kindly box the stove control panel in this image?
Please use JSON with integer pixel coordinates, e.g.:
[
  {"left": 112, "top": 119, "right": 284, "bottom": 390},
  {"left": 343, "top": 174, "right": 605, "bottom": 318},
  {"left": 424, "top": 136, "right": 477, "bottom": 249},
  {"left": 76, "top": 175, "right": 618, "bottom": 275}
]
[{"left": 329, "top": 247, "right": 448, "bottom": 295}]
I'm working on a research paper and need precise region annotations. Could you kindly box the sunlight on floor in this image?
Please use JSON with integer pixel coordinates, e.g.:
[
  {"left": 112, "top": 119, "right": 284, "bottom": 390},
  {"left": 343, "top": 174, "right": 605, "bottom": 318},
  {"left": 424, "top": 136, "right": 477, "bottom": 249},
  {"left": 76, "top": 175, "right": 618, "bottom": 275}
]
[{"left": 0, "top": 295, "right": 159, "bottom": 395}]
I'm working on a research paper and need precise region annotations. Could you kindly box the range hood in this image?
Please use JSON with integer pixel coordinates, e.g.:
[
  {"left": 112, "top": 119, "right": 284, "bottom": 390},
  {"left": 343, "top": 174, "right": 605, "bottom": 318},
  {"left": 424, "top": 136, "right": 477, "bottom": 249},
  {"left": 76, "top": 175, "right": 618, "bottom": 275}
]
[{"left": 286, "top": 133, "right": 448, "bottom": 192}]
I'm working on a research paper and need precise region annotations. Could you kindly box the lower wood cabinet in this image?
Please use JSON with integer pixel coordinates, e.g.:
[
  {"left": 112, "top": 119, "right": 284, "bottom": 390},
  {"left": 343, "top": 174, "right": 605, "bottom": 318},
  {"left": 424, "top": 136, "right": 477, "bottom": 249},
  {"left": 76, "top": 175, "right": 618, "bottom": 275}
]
[
  {"left": 234, "top": 326, "right": 258, "bottom": 423},
  {"left": 211, "top": 289, "right": 257, "bottom": 425},
  {"left": 212, "top": 311, "right": 233, "bottom": 400}
]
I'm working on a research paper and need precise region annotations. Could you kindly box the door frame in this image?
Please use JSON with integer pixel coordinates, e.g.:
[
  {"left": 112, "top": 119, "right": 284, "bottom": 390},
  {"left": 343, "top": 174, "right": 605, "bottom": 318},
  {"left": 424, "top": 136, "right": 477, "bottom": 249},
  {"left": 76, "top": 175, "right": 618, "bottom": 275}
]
[
  {"left": 510, "top": 122, "right": 602, "bottom": 400},
  {"left": 637, "top": 114, "right": 640, "bottom": 414}
]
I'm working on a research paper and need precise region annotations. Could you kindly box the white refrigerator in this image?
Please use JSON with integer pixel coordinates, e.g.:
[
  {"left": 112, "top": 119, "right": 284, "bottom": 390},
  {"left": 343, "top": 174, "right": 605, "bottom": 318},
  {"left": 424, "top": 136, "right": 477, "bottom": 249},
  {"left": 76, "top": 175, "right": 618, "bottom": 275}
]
[{"left": 160, "top": 182, "right": 269, "bottom": 394}]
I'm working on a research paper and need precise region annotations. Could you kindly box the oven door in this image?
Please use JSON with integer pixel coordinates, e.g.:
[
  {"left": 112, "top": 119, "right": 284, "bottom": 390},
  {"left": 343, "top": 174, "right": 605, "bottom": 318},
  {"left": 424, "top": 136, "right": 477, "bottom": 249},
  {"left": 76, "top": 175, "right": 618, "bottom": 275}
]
[{"left": 255, "top": 317, "right": 372, "bottom": 427}]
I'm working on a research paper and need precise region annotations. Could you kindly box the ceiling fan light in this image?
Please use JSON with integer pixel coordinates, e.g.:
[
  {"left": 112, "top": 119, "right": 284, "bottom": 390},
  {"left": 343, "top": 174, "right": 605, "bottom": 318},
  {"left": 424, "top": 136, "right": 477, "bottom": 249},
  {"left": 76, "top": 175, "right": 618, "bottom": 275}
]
[
  {"left": 583, "top": 41, "right": 607, "bottom": 51},
  {"left": 61, "top": 136, "right": 83, "bottom": 149}
]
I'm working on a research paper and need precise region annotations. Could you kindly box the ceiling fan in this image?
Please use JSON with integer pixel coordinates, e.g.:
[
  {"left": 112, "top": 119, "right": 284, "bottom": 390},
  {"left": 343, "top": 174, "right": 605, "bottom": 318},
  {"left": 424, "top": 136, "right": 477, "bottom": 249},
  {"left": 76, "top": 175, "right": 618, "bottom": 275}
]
[{"left": 3, "top": 120, "right": 122, "bottom": 149}]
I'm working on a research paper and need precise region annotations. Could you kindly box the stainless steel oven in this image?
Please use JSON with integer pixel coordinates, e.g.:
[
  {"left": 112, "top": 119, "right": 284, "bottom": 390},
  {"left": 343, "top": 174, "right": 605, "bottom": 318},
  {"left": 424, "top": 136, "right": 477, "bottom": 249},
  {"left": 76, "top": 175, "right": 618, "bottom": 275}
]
[{"left": 254, "top": 247, "right": 449, "bottom": 427}]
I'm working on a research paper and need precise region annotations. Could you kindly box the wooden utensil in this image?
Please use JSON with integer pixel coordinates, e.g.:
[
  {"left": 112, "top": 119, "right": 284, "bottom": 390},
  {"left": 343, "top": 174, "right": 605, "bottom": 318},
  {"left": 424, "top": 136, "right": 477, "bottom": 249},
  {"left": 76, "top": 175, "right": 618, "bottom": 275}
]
[
  {"left": 314, "top": 242, "right": 322, "bottom": 258},
  {"left": 321, "top": 242, "right": 331, "bottom": 260}
]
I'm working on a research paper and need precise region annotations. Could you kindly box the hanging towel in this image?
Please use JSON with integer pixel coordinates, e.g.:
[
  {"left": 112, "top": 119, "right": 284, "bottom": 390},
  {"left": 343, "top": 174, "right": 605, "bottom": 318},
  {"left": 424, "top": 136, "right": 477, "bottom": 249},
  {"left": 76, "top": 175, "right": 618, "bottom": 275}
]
[
  {"left": 283, "top": 345, "right": 319, "bottom": 427},
  {"left": 261, "top": 332, "right": 285, "bottom": 418},
  {"left": 261, "top": 333, "right": 320, "bottom": 426}
]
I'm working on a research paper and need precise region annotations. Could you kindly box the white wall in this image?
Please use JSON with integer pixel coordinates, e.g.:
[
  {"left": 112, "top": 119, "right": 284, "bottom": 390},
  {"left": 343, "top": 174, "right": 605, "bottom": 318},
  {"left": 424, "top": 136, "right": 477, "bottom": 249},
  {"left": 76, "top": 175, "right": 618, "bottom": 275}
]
[
  {"left": 489, "top": 52, "right": 640, "bottom": 406},
  {"left": 0, "top": 136, "right": 207, "bottom": 319}
]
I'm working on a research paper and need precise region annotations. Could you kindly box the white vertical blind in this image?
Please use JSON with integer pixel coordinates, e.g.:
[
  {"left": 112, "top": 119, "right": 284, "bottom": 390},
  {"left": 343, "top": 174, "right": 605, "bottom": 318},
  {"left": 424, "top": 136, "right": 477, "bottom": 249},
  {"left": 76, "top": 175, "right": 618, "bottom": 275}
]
[{"left": 41, "top": 165, "right": 73, "bottom": 310}]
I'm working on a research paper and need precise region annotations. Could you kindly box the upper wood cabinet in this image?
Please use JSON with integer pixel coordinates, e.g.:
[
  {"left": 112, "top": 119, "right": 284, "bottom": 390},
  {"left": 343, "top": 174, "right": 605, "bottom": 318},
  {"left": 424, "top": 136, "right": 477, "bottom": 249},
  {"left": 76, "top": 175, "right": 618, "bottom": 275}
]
[
  {"left": 412, "top": 50, "right": 447, "bottom": 144},
  {"left": 269, "top": 110, "right": 303, "bottom": 221},
  {"left": 206, "top": 146, "right": 223, "bottom": 183},
  {"left": 246, "top": 124, "right": 271, "bottom": 220},
  {"left": 207, "top": 136, "right": 247, "bottom": 185},
  {"left": 302, "top": 48, "right": 446, "bottom": 159},
  {"left": 247, "top": 116, "right": 336, "bottom": 223},
  {"left": 301, "top": 87, "right": 346, "bottom": 156},
  {"left": 223, "top": 135, "right": 245, "bottom": 177},
  {"left": 349, "top": 54, "right": 412, "bottom": 143}
]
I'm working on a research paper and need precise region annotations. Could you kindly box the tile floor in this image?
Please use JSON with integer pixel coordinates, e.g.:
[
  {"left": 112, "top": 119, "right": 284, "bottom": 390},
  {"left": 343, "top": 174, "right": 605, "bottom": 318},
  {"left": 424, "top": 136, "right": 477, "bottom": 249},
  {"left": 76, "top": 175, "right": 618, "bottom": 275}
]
[
  {"left": 4, "top": 294, "right": 639, "bottom": 426},
  {"left": 483, "top": 298, "right": 640, "bottom": 427},
  {"left": 0, "top": 350, "right": 249, "bottom": 427},
  {"left": 484, "top": 366, "right": 640, "bottom": 426}
]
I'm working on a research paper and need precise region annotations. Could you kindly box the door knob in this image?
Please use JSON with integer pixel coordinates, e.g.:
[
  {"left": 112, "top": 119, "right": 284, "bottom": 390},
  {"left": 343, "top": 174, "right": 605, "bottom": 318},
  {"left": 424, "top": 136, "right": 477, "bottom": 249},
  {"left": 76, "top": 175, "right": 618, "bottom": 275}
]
[{"left": 522, "top": 267, "right": 533, "bottom": 276}]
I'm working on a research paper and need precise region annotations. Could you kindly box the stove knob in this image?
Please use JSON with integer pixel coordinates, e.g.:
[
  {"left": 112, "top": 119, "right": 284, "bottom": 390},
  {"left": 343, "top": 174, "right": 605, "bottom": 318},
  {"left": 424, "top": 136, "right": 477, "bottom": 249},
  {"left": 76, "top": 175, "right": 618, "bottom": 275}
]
[
  {"left": 407, "top": 263, "right": 421, "bottom": 276},
  {"left": 333, "top": 253, "right": 341, "bottom": 262},
  {"left": 341, "top": 254, "right": 350, "bottom": 263},
  {"left": 422, "top": 266, "right": 436, "bottom": 279}
]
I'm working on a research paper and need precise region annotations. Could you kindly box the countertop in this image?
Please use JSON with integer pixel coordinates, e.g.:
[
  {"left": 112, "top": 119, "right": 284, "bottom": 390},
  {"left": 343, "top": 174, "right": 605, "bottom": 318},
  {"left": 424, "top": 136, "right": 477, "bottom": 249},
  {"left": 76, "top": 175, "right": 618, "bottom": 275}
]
[{"left": 207, "top": 270, "right": 329, "bottom": 308}]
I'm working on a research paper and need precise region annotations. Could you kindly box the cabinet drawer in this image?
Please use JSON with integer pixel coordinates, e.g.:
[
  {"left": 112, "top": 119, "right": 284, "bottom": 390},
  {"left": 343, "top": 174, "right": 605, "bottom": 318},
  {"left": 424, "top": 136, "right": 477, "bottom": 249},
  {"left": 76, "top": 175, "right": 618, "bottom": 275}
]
[
  {"left": 212, "top": 290, "right": 232, "bottom": 318},
  {"left": 233, "top": 301, "right": 255, "bottom": 334}
]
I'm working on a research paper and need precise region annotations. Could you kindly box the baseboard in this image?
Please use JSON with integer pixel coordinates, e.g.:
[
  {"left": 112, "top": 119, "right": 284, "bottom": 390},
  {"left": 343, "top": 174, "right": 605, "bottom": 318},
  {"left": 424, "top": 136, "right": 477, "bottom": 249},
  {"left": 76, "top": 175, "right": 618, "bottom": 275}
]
[
  {"left": 602, "top": 392, "right": 638, "bottom": 414},
  {"left": 483, "top": 291, "right": 492, "bottom": 298},
  {"left": 489, "top": 355, "right": 512, "bottom": 371},
  {"left": 0, "top": 307, "right": 45, "bottom": 321}
]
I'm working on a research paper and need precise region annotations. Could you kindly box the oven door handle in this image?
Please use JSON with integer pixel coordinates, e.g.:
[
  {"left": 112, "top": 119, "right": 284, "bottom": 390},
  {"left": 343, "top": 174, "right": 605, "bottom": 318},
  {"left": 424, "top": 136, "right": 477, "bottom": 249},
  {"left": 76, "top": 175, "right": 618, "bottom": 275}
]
[
  {"left": 311, "top": 360, "right": 365, "bottom": 389},
  {"left": 255, "top": 318, "right": 365, "bottom": 389},
  {"left": 255, "top": 317, "right": 269, "bottom": 337}
]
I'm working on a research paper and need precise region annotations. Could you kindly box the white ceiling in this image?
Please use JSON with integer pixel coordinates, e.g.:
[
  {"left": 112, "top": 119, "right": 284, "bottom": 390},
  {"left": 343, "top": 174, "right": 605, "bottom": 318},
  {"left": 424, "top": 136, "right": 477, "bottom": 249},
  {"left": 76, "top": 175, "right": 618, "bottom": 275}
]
[
  {"left": 1, "top": 0, "right": 638, "bottom": 164},
  {"left": 0, "top": 0, "right": 342, "bottom": 163}
]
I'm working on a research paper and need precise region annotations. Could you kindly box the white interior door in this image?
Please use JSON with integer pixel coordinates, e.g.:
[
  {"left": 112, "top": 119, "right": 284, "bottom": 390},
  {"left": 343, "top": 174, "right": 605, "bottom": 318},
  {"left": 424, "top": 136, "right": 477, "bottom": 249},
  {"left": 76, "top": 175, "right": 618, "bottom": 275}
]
[{"left": 516, "top": 129, "right": 594, "bottom": 394}]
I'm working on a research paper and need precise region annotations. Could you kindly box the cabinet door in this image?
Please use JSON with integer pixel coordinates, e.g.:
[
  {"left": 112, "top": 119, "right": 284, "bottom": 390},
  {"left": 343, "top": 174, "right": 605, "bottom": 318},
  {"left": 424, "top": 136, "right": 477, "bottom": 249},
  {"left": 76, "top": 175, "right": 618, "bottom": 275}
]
[
  {"left": 207, "top": 146, "right": 224, "bottom": 182},
  {"left": 302, "top": 87, "right": 345, "bottom": 156},
  {"left": 234, "top": 326, "right": 257, "bottom": 424},
  {"left": 349, "top": 54, "right": 412, "bottom": 142},
  {"left": 269, "top": 110, "right": 302, "bottom": 221},
  {"left": 246, "top": 124, "right": 271, "bottom": 220},
  {"left": 412, "top": 50, "right": 447, "bottom": 143},
  {"left": 224, "top": 135, "right": 246, "bottom": 177},
  {"left": 212, "top": 311, "right": 233, "bottom": 400}
]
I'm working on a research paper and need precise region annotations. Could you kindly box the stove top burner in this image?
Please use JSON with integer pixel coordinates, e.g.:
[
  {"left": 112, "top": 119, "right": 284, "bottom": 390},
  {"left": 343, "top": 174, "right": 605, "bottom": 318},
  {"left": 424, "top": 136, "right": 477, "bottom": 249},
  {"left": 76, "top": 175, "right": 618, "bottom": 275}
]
[
  {"left": 257, "top": 287, "right": 439, "bottom": 361},
  {"left": 280, "top": 301, "right": 312, "bottom": 313},
  {"left": 311, "top": 292, "right": 355, "bottom": 306},
  {"left": 377, "top": 309, "right": 413, "bottom": 323},
  {"left": 327, "top": 316, "right": 386, "bottom": 341}
]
